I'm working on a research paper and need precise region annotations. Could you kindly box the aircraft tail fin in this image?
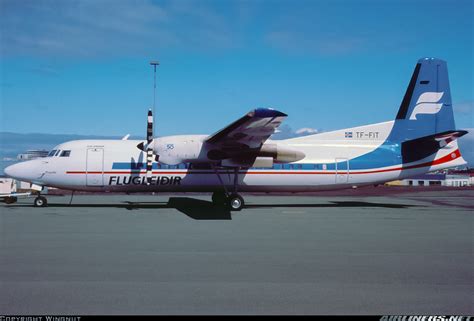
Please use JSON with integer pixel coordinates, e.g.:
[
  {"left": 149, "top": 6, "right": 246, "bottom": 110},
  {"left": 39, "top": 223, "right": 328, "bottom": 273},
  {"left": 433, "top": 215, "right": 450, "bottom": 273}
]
[{"left": 389, "top": 58, "right": 456, "bottom": 142}]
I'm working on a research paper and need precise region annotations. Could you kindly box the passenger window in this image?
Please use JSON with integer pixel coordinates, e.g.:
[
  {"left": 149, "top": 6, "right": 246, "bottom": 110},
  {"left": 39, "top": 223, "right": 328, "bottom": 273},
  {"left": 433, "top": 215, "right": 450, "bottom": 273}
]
[
  {"left": 48, "top": 150, "right": 57, "bottom": 157},
  {"left": 60, "top": 150, "right": 71, "bottom": 157}
]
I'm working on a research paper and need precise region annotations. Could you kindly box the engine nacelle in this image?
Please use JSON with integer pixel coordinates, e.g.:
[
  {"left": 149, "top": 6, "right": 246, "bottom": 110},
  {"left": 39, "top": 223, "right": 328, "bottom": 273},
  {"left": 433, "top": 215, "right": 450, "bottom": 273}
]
[
  {"left": 258, "top": 144, "right": 305, "bottom": 163},
  {"left": 221, "top": 157, "right": 274, "bottom": 168},
  {"left": 152, "top": 136, "right": 305, "bottom": 166},
  {"left": 153, "top": 135, "right": 207, "bottom": 165}
]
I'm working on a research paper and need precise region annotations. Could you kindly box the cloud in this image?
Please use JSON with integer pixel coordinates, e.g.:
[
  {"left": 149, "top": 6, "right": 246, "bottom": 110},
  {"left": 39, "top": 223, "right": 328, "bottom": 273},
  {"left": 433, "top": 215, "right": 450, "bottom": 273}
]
[
  {"left": 261, "top": 1, "right": 472, "bottom": 56},
  {"left": 3, "top": 1, "right": 468, "bottom": 59},
  {"left": 265, "top": 30, "right": 366, "bottom": 55},
  {"left": 0, "top": 0, "right": 239, "bottom": 58},
  {"left": 29, "top": 66, "right": 61, "bottom": 76},
  {"left": 295, "top": 127, "right": 319, "bottom": 135},
  {"left": 272, "top": 125, "right": 320, "bottom": 139}
]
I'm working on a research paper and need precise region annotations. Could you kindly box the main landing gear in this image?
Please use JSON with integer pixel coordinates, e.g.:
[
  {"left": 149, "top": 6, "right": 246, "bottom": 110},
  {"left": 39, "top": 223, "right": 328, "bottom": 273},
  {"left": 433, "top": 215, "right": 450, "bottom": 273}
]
[
  {"left": 212, "top": 191, "right": 245, "bottom": 211},
  {"left": 211, "top": 166, "right": 245, "bottom": 211},
  {"left": 34, "top": 195, "right": 48, "bottom": 207},
  {"left": 227, "top": 193, "right": 244, "bottom": 211}
]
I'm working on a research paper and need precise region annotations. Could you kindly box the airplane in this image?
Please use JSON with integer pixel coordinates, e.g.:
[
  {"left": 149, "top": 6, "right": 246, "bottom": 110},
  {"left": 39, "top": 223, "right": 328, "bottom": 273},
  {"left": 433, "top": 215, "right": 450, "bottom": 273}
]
[{"left": 4, "top": 58, "right": 468, "bottom": 211}]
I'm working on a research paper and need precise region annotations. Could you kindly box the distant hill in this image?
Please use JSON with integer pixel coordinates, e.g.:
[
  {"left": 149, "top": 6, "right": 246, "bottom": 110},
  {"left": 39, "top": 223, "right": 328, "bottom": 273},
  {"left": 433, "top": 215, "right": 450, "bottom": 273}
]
[
  {"left": 0, "top": 132, "right": 142, "bottom": 157},
  {"left": 1, "top": 130, "right": 473, "bottom": 175},
  {"left": 0, "top": 132, "right": 142, "bottom": 174}
]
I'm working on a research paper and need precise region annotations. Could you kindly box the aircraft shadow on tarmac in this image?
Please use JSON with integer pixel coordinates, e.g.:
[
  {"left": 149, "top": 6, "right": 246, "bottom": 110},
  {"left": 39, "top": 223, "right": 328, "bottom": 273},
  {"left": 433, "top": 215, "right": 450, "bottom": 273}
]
[
  {"left": 8, "top": 197, "right": 419, "bottom": 220},
  {"left": 245, "top": 201, "right": 417, "bottom": 209},
  {"left": 55, "top": 197, "right": 233, "bottom": 220}
]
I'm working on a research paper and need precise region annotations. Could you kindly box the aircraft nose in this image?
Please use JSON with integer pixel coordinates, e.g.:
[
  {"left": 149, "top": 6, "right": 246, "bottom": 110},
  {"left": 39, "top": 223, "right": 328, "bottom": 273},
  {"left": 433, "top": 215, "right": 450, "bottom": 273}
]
[
  {"left": 4, "top": 161, "right": 42, "bottom": 182},
  {"left": 4, "top": 163, "right": 20, "bottom": 178}
]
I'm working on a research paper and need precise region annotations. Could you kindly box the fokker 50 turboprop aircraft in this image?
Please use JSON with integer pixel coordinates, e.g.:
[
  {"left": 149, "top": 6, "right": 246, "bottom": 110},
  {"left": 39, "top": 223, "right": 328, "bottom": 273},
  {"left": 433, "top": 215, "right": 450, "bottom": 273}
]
[{"left": 4, "top": 58, "right": 468, "bottom": 210}]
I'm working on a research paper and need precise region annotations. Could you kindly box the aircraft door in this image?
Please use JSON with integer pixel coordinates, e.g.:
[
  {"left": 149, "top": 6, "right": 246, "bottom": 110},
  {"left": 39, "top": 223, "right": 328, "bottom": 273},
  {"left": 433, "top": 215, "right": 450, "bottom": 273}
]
[
  {"left": 86, "top": 148, "right": 104, "bottom": 186},
  {"left": 335, "top": 158, "right": 349, "bottom": 184}
]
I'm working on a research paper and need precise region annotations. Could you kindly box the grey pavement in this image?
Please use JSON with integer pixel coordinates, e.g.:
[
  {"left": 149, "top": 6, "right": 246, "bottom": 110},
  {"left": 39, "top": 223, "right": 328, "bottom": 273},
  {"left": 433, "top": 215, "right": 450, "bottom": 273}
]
[{"left": 0, "top": 191, "right": 472, "bottom": 314}]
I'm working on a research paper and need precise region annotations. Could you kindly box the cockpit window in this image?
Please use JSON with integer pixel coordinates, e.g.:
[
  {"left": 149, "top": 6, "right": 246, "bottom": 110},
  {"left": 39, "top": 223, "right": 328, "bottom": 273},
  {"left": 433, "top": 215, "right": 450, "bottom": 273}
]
[
  {"left": 48, "top": 150, "right": 57, "bottom": 157},
  {"left": 60, "top": 150, "right": 71, "bottom": 157},
  {"left": 54, "top": 150, "right": 61, "bottom": 156}
]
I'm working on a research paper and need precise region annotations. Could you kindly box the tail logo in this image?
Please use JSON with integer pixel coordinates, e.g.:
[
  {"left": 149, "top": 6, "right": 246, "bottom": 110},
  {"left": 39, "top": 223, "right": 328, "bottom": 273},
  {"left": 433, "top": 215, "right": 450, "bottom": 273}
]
[{"left": 409, "top": 92, "right": 444, "bottom": 120}]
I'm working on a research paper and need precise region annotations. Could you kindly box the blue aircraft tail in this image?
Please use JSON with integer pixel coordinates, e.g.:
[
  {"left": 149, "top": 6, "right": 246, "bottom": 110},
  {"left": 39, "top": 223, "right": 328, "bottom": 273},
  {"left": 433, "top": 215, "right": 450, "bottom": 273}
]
[
  {"left": 389, "top": 58, "right": 467, "bottom": 163},
  {"left": 391, "top": 58, "right": 455, "bottom": 140}
]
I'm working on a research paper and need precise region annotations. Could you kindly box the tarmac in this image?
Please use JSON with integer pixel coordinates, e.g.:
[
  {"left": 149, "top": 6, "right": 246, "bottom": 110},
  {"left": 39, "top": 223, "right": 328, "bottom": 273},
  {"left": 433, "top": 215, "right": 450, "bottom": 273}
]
[{"left": 0, "top": 188, "right": 473, "bottom": 315}]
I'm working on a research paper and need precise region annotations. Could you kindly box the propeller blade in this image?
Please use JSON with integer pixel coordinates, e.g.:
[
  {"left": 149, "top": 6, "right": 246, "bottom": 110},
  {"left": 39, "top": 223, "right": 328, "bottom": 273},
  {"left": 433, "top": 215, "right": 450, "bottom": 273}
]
[
  {"left": 146, "top": 147, "right": 154, "bottom": 185},
  {"left": 147, "top": 109, "right": 153, "bottom": 145},
  {"left": 146, "top": 109, "right": 154, "bottom": 185},
  {"left": 135, "top": 109, "right": 157, "bottom": 185}
]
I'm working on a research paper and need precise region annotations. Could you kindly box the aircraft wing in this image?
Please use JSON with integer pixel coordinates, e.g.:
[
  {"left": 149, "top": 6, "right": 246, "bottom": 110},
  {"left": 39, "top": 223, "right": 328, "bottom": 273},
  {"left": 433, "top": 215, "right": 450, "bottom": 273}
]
[{"left": 205, "top": 108, "right": 287, "bottom": 152}]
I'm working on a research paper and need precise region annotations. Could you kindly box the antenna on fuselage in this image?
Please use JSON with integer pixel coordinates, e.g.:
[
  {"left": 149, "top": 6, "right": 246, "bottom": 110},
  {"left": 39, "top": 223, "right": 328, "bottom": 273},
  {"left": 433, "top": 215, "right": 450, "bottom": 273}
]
[{"left": 149, "top": 60, "right": 159, "bottom": 137}]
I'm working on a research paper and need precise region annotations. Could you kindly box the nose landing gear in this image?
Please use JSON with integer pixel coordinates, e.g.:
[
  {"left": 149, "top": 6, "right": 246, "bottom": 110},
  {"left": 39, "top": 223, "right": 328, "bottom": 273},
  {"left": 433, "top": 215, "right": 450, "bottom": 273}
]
[{"left": 34, "top": 195, "right": 48, "bottom": 207}]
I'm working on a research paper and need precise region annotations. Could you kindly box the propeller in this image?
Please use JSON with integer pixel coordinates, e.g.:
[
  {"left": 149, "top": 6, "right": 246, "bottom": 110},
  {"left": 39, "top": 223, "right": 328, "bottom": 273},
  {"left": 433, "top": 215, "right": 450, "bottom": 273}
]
[{"left": 137, "top": 109, "right": 158, "bottom": 185}]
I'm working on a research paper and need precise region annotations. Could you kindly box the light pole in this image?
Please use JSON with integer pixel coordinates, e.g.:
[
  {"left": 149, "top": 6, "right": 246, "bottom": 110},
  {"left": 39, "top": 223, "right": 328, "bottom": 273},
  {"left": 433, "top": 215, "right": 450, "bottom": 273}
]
[{"left": 150, "top": 60, "right": 159, "bottom": 136}]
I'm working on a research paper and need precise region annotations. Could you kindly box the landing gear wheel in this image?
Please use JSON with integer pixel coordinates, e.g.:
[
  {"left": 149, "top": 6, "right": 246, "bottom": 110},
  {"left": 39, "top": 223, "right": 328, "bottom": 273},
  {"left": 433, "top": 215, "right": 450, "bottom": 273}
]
[
  {"left": 34, "top": 196, "right": 48, "bottom": 207},
  {"left": 227, "top": 193, "right": 244, "bottom": 211},
  {"left": 212, "top": 191, "right": 227, "bottom": 206},
  {"left": 4, "top": 196, "right": 17, "bottom": 204}
]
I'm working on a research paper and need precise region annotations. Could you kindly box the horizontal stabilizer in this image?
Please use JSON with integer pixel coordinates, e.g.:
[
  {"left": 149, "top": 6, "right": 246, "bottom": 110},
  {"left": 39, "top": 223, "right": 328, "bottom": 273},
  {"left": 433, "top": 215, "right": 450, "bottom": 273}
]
[
  {"left": 401, "top": 130, "right": 468, "bottom": 164},
  {"left": 433, "top": 130, "right": 468, "bottom": 147}
]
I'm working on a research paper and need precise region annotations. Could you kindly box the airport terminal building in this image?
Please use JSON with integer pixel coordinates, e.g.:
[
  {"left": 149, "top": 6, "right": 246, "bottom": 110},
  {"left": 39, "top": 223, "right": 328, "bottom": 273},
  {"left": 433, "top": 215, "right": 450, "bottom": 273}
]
[{"left": 401, "top": 173, "right": 471, "bottom": 187}]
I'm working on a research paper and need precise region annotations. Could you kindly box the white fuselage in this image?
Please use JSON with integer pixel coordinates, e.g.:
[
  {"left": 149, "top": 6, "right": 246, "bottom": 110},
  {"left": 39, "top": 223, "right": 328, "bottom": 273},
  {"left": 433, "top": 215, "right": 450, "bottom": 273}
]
[{"left": 5, "top": 121, "right": 465, "bottom": 193}]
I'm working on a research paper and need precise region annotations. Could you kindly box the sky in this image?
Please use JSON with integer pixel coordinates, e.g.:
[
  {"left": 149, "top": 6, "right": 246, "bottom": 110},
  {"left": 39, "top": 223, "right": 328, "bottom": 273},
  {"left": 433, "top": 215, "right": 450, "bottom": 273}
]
[{"left": 0, "top": 0, "right": 473, "bottom": 138}]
